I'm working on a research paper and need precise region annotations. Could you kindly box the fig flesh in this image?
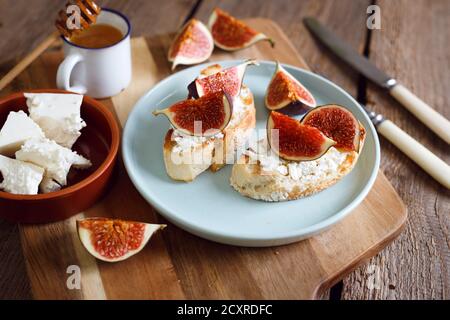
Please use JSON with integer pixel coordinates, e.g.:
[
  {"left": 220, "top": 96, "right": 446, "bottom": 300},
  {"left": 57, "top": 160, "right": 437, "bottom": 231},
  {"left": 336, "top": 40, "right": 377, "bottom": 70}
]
[
  {"left": 188, "top": 59, "right": 258, "bottom": 99},
  {"left": 208, "top": 8, "right": 274, "bottom": 51},
  {"left": 267, "top": 111, "right": 335, "bottom": 161},
  {"left": 77, "top": 218, "right": 166, "bottom": 263},
  {"left": 153, "top": 91, "right": 233, "bottom": 137},
  {"left": 302, "top": 104, "right": 361, "bottom": 152},
  {"left": 265, "top": 62, "right": 316, "bottom": 114},
  {"left": 168, "top": 19, "right": 214, "bottom": 70}
]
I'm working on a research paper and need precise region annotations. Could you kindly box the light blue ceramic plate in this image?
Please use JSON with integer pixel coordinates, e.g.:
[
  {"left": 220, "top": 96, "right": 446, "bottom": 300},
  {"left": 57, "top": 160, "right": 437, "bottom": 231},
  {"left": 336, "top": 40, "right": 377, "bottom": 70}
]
[{"left": 122, "top": 60, "right": 380, "bottom": 247}]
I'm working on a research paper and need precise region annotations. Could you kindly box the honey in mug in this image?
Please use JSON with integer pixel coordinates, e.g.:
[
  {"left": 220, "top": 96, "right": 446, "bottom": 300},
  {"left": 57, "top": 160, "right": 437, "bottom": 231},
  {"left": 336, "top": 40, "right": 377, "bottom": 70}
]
[{"left": 69, "top": 24, "right": 123, "bottom": 48}]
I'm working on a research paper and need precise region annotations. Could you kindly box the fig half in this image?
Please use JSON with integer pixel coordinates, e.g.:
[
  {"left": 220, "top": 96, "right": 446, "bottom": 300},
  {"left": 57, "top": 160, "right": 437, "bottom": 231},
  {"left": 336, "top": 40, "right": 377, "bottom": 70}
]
[
  {"left": 153, "top": 91, "right": 233, "bottom": 137},
  {"left": 168, "top": 19, "right": 214, "bottom": 70},
  {"left": 267, "top": 111, "right": 335, "bottom": 161},
  {"left": 188, "top": 59, "right": 258, "bottom": 99},
  {"left": 265, "top": 62, "right": 316, "bottom": 114},
  {"left": 77, "top": 218, "right": 166, "bottom": 263},
  {"left": 208, "top": 8, "right": 274, "bottom": 51},
  {"left": 302, "top": 104, "right": 361, "bottom": 152}
]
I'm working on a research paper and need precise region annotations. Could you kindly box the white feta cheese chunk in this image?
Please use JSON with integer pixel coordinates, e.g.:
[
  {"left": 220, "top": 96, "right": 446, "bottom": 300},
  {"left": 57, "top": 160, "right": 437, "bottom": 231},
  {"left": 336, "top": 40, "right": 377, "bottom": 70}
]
[
  {"left": 39, "top": 177, "right": 61, "bottom": 194},
  {"left": 15, "top": 138, "right": 91, "bottom": 186},
  {"left": 0, "top": 111, "right": 45, "bottom": 157},
  {"left": 25, "top": 93, "right": 86, "bottom": 148},
  {"left": 0, "top": 154, "right": 44, "bottom": 195}
]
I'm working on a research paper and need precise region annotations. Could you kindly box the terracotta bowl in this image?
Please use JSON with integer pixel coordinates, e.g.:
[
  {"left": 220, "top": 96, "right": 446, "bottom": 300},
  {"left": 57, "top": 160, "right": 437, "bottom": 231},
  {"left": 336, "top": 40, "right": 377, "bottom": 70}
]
[{"left": 0, "top": 89, "right": 120, "bottom": 224}]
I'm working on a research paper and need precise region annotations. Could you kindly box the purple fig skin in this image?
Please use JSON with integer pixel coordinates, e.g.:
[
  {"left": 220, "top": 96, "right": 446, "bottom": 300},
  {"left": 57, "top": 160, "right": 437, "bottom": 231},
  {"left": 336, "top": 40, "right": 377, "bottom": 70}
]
[
  {"left": 276, "top": 101, "right": 314, "bottom": 117},
  {"left": 187, "top": 80, "right": 200, "bottom": 99}
]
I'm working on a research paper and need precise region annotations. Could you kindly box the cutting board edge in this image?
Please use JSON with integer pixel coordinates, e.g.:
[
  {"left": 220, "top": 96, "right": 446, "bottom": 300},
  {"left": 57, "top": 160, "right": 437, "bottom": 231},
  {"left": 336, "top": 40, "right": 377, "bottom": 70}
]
[
  {"left": 313, "top": 205, "right": 407, "bottom": 298},
  {"left": 241, "top": 19, "right": 408, "bottom": 297},
  {"left": 11, "top": 17, "right": 409, "bottom": 300}
]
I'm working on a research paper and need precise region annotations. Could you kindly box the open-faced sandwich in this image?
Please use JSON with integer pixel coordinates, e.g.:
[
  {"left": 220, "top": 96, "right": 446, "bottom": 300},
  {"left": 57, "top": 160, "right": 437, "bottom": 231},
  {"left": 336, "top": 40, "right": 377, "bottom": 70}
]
[
  {"left": 230, "top": 105, "right": 365, "bottom": 202},
  {"left": 153, "top": 60, "right": 257, "bottom": 182}
]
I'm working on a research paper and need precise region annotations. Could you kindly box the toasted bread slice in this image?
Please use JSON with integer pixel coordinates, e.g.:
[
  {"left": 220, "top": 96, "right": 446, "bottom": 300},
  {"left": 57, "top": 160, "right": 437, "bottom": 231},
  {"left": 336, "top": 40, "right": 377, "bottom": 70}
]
[
  {"left": 163, "top": 129, "right": 216, "bottom": 182},
  {"left": 230, "top": 126, "right": 366, "bottom": 201},
  {"left": 162, "top": 65, "right": 256, "bottom": 182}
]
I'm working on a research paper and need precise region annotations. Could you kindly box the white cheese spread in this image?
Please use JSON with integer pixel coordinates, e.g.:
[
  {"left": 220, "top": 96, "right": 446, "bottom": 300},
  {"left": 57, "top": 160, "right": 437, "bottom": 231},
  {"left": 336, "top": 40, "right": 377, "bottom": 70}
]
[
  {"left": 245, "top": 139, "right": 349, "bottom": 183},
  {"left": 15, "top": 137, "right": 91, "bottom": 187},
  {"left": 25, "top": 93, "right": 86, "bottom": 148},
  {"left": 171, "top": 130, "right": 223, "bottom": 154},
  {"left": 0, "top": 154, "right": 44, "bottom": 195},
  {"left": 0, "top": 111, "right": 45, "bottom": 157},
  {"left": 239, "top": 139, "right": 350, "bottom": 201}
]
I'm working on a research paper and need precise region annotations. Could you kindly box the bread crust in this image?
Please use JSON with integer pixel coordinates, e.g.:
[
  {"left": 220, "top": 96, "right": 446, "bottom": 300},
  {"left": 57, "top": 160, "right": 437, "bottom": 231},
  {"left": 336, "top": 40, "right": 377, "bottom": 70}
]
[
  {"left": 162, "top": 89, "right": 256, "bottom": 182},
  {"left": 163, "top": 129, "right": 215, "bottom": 182},
  {"left": 230, "top": 126, "right": 366, "bottom": 201}
]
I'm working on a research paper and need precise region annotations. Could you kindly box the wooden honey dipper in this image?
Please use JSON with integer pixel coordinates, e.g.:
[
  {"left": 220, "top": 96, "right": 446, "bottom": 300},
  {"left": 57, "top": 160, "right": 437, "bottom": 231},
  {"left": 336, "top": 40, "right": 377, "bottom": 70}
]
[
  {"left": 0, "top": 0, "right": 101, "bottom": 91},
  {"left": 55, "top": 0, "right": 101, "bottom": 38}
]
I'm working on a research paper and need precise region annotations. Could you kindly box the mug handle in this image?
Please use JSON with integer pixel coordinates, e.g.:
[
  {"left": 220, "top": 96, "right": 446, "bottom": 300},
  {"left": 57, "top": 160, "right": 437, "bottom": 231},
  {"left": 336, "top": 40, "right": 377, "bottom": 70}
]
[{"left": 56, "top": 54, "right": 87, "bottom": 94}]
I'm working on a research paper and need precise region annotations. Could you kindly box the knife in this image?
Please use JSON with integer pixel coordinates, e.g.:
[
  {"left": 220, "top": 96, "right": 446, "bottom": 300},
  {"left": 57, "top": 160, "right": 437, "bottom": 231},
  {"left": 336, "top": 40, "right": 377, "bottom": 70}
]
[
  {"left": 363, "top": 106, "right": 450, "bottom": 189},
  {"left": 304, "top": 17, "right": 450, "bottom": 144}
]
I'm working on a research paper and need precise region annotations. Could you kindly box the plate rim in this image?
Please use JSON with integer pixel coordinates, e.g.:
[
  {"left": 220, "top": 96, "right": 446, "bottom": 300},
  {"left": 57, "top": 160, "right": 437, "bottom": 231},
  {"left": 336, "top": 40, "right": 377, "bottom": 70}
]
[{"left": 122, "top": 60, "right": 380, "bottom": 246}]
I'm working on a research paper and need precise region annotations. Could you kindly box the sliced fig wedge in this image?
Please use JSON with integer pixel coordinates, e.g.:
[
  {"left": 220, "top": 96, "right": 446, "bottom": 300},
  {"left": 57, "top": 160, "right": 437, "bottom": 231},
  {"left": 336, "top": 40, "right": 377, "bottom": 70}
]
[
  {"left": 302, "top": 104, "right": 361, "bottom": 152},
  {"left": 265, "top": 62, "right": 316, "bottom": 114},
  {"left": 153, "top": 91, "right": 233, "bottom": 137},
  {"left": 168, "top": 19, "right": 214, "bottom": 70},
  {"left": 77, "top": 218, "right": 166, "bottom": 263},
  {"left": 267, "top": 111, "right": 335, "bottom": 161},
  {"left": 208, "top": 8, "right": 274, "bottom": 51},
  {"left": 188, "top": 59, "right": 258, "bottom": 99}
]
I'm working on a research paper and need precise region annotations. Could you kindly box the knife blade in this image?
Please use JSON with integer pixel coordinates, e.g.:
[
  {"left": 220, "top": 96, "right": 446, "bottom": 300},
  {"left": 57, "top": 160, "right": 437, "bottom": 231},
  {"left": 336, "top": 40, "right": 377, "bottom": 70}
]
[
  {"left": 304, "top": 17, "right": 450, "bottom": 144},
  {"left": 304, "top": 17, "right": 395, "bottom": 88}
]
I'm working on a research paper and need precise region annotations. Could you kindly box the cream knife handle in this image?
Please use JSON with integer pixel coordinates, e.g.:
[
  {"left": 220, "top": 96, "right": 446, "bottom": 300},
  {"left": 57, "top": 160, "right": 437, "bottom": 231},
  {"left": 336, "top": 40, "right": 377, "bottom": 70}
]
[
  {"left": 378, "top": 120, "right": 450, "bottom": 189},
  {"left": 390, "top": 84, "right": 450, "bottom": 144}
]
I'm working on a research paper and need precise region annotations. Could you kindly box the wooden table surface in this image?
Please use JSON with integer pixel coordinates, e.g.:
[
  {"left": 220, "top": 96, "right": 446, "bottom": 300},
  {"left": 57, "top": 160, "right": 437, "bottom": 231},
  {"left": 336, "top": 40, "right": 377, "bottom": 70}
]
[{"left": 0, "top": 0, "right": 448, "bottom": 300}]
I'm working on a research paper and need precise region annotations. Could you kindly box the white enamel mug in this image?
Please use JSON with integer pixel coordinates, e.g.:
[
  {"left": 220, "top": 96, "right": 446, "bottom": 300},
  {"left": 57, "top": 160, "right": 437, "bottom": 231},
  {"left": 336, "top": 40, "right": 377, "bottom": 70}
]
[{"left": 57, "top": 8, "right": 132, "bottom": 99}]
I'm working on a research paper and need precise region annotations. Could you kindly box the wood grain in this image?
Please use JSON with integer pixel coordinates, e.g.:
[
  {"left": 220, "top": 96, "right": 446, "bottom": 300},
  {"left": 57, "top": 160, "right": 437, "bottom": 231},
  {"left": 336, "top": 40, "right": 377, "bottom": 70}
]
[
  {"left": 192, "top": 0, "right": 371, "bottom": 300},
  {"left": 0, "top": 0, "right": 446, "bottom": 300},
  {"left": 0, "top": 220, "right": 31, "bottom": 299},
  {"left": 0, "top": 0, "right": 196, "bottom": 300},
  {"left": 0, "top": 0, "right": 196, "bottom": 67},
  {"left": 5, "top": 19, "right": 406, "bottom": 300},
  {"left": 0, "top": 0, "right": 365, "bottom": 300},
  {"left": 16, "top": 39, "right": 185, "bottom": 300},
  {"left": 0, "top": 31, "right": 59, "bottom": 91},
  {"left": 194, "top": 0, "right": 371, "bottom": 97},
  {"left": 342, "top": 0, "right": 450, "bottom": 300}
]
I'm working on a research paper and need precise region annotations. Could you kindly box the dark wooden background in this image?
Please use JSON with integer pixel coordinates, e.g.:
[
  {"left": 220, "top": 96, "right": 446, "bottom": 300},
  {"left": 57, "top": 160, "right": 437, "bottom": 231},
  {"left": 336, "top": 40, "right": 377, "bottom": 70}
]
[{"left": 0, "top": 0, "right": 448, "bottom": 299}]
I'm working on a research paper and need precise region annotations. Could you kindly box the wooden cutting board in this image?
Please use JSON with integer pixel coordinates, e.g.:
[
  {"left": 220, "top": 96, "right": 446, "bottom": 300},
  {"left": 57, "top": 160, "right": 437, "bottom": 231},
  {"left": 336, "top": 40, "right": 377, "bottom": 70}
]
[{"left": 9, "top": 19, "right": 406, "bottom": 299}]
